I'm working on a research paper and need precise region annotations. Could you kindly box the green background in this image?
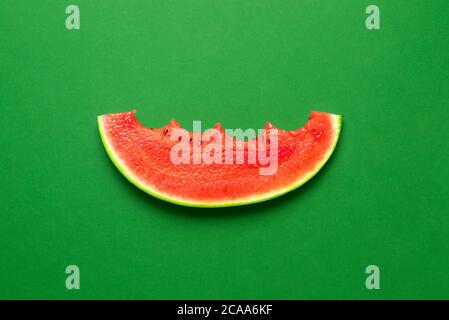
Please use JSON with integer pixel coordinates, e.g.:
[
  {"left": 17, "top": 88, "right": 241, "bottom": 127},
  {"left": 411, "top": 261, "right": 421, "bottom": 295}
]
[{"left": 1, "top": 0, "right": 448, "bottom": 299}]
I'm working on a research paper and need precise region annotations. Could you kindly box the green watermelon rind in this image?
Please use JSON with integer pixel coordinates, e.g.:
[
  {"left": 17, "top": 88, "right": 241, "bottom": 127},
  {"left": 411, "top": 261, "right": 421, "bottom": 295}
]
[{"left": 98, "top": 114, "right": 342, "bottom": 208}]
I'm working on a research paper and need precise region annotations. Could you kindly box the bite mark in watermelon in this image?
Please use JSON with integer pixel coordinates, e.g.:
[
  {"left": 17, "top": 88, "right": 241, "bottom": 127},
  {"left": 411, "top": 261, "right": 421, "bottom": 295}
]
[{"left": 98, "top": 110, "right": 342, "bottom": 207}]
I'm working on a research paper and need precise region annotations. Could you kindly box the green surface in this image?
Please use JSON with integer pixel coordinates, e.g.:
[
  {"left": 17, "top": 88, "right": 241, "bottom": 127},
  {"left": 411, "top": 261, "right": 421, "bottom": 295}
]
[{"left": 0, "top": 0, "right": 448, "bottom": 299}]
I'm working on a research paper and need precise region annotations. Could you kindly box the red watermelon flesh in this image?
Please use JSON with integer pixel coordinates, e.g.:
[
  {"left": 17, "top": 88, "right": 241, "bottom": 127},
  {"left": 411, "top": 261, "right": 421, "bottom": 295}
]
[{"left": 98, "top": 111, "right": 341, "bottom": 207}]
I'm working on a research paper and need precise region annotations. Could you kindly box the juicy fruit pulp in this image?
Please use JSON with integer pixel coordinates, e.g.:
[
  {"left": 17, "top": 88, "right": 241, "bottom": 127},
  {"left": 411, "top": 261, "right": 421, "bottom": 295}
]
[{"left": 98, "top": 111, "right": 341, "bottom": 207}]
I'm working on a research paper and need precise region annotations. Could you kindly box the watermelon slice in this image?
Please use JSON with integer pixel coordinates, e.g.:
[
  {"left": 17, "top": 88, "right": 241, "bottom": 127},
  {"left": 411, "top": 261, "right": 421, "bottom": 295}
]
[{"left": 98, "top": 110, "right": 341, "bottom": 207}]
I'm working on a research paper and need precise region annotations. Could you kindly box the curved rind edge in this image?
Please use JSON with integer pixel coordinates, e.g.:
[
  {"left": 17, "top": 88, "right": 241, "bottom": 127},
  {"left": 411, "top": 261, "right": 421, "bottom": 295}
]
[{"left": 98, "top": 114, "right": 342, "bottom": 208}]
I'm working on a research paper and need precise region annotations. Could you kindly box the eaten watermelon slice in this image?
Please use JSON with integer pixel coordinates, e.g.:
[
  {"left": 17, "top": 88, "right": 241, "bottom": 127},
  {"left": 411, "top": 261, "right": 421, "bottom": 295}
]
[{"left": 98, "top": 110, "right": 341, "bottom": 207}]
